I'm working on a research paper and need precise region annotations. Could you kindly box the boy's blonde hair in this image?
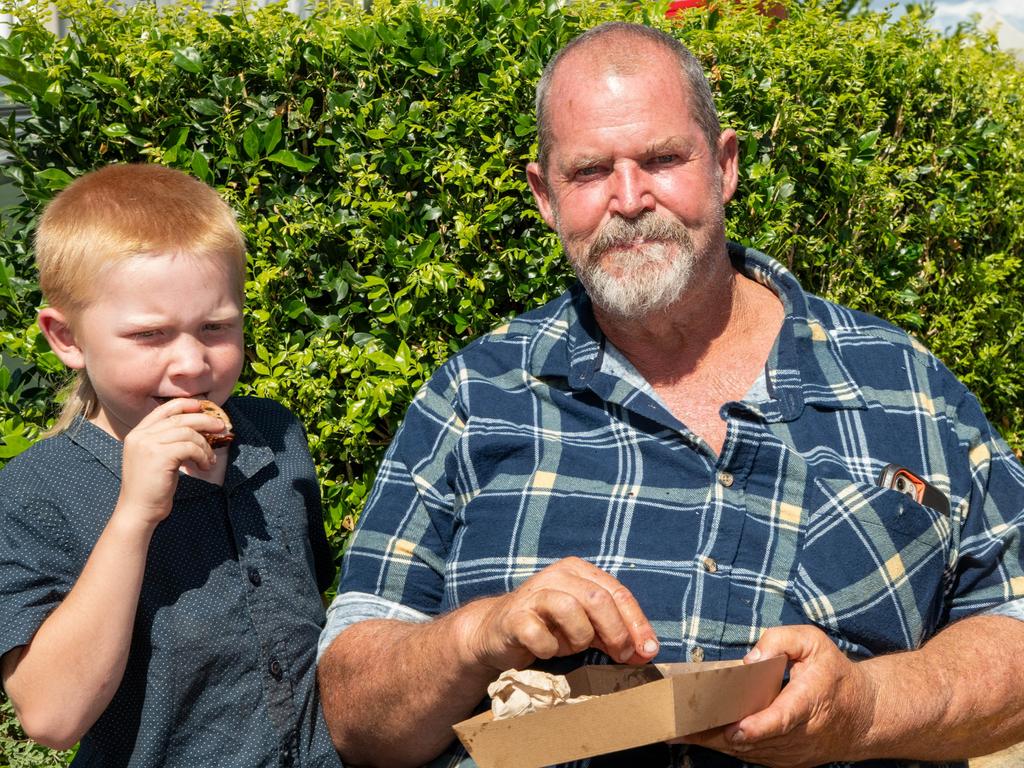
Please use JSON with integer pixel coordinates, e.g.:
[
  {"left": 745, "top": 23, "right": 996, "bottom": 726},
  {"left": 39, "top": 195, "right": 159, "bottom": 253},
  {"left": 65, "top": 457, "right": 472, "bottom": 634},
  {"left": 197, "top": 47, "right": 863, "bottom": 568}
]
[{"left": 35, "top": 163, "right": 247, "bottom": 434}]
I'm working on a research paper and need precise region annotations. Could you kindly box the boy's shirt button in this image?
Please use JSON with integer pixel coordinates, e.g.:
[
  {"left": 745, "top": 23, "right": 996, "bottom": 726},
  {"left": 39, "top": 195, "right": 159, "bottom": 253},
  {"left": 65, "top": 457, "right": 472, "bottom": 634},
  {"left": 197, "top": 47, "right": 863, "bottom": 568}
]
[
  {"left": 269, "top": 658, "right": 283, "bottom": 680},
  {"left": 248, "top": 566, "right": 262, "bottom": 586}
]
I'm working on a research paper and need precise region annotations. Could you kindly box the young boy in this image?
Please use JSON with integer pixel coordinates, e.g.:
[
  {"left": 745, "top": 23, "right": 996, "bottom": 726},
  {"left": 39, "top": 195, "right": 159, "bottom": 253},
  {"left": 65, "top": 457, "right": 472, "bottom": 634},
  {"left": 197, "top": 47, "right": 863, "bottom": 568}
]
[{"left": 0, "top": 164, "right": 342, "bottom": 767}]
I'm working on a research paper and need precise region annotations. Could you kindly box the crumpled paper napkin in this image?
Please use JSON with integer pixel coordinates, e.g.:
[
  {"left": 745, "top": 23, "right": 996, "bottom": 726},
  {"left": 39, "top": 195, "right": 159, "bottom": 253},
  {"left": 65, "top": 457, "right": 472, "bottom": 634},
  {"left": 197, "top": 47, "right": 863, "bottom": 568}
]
[{"left": 487, "top": 669, "right": 593, "bottom": 720}]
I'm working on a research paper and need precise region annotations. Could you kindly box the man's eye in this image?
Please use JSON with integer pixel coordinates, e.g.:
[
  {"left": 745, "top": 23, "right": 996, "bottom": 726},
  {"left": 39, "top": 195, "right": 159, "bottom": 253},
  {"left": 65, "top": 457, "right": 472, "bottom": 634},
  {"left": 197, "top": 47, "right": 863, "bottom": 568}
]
[
  {"left": 575, "top": 166, "right": 602, "bottom": 178},
  {"left": 651, "top": 154, "right": 677, "bottom": 165}
]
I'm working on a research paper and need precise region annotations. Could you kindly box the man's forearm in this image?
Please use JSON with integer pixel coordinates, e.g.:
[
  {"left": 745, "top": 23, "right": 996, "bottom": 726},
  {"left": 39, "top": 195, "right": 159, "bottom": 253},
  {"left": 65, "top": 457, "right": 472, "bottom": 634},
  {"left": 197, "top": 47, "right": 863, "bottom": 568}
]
[
  {"left": 317, "top": 599, "right": 499, "bottom": 768},
  {"left": 318, "top": 558, "right": 661, "bottom": 766},
  {"left": 860, "top": 614, "right": 1024, "bottom": 760}
]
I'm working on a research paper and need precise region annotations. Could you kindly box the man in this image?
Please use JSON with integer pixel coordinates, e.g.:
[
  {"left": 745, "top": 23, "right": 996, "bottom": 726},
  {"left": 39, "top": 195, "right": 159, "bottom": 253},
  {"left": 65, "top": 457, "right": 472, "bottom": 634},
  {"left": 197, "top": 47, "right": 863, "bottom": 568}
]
[{"left": 318, "top": 22, "right": 1024, "bottom": 768}]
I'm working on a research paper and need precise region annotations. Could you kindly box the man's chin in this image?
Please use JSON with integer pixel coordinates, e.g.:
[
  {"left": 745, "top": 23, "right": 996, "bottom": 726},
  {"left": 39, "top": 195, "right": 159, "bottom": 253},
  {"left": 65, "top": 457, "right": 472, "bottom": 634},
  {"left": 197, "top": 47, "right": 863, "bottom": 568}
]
[{"left": 579, "top": 265, "right": 691, "bottom": 320}]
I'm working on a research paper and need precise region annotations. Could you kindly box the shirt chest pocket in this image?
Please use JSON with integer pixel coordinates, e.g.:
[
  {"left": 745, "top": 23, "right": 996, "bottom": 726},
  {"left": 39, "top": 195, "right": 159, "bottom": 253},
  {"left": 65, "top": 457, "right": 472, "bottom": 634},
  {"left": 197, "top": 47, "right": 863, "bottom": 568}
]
[
  {"left": 262, "top": 493, "right": 324, "bottom": 599},
  {"left": 789, "top": 476, "right": 954, "bottom": 655},
  {"left": 231, "top": 485, "right": 325, "bottom": 619}
]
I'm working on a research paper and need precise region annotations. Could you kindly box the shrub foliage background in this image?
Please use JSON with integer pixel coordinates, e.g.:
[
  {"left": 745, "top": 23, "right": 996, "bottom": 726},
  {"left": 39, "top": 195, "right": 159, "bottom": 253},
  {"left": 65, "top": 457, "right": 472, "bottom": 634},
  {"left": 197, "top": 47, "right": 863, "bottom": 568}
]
[
  {"left": 1, "top": 0, "right": 1023, "bottom": 548},
  {"left": 0, "top": 0, "right": 1023, "bottom": 762}
]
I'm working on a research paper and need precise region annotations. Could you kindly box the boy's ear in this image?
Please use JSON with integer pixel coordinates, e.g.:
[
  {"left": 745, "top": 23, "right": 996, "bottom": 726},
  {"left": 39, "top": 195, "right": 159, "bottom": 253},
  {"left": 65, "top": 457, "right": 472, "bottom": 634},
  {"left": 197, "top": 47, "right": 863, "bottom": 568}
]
[{"left": 38, "top": 308, "right": 86, "bottom": 370}]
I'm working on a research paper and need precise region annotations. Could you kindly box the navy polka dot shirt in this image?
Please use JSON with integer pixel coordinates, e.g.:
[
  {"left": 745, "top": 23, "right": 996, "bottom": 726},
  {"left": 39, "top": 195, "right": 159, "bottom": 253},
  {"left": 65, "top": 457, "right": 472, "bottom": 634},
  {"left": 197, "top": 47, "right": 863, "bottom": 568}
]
[{"left": 0, "top": 397, "right": 342, "bottom": 768}]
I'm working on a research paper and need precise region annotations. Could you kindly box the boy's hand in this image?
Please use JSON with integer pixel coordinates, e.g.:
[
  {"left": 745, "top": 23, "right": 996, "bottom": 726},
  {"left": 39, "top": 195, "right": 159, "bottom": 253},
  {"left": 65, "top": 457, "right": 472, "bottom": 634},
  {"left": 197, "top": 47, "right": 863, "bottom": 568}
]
[{"left": 116, "top": 399, "right": 226, "bottom": 527}]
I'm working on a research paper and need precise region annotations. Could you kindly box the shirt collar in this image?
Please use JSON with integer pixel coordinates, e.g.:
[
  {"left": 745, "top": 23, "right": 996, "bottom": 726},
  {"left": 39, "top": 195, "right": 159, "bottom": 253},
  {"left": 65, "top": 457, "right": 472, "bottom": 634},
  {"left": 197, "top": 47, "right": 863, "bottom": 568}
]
[
  {"left": 735, "top": 243, "right": 867, "bottom": 420},
  {"left": 64, "top": 397, "right": 275, "bottom": 494},
  {"left": 522, "top": 243, "right": 866, "bottom": 422}
]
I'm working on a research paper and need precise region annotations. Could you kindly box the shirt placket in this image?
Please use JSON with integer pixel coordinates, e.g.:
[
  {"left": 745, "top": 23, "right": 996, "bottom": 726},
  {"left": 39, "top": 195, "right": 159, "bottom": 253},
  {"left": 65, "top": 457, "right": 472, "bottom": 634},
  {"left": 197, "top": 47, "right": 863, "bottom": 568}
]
[
  {"left": 222, "top": 444, "right": 306, "bottom": 766},
  {"left": 682, "top": 406, "right": 758, "bottom": 663}
]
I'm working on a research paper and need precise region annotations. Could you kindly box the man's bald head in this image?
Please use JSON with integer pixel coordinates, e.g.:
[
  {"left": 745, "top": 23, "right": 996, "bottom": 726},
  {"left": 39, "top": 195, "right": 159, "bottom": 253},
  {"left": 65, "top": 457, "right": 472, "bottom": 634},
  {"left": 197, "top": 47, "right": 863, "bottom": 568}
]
[{"left": 534, "top": 22, "right": 721, "bottom": 173}]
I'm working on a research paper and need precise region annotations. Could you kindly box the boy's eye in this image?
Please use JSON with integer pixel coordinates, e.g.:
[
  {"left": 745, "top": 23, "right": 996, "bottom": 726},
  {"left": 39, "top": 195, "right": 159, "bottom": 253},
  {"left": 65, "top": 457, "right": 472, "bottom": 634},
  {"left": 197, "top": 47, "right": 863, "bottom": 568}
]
[
  {"left": 133, "top": 330, "right": 161, "bottom": 340},
  {"left": 203, "top": 322, "right": 231, "bottom": 332}
]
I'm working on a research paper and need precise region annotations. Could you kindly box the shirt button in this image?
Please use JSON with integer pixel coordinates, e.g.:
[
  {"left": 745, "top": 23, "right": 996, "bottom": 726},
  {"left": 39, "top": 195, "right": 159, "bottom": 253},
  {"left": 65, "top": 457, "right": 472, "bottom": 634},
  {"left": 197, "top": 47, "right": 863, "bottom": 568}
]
[
  {"left": 248, "top": 567, "right": 262, "bottom": 587},
  {"left": 717, "top": 471, "right": 734, "bottom": 487},
  {"left": 269, "top": 658, "right": 283, "bottom": 681},
  {"left": 689, "top": 646, "right": 705, "bottom": 663},
  {"left": 699, "top": 556, "right": 718, "bottom": 573}
]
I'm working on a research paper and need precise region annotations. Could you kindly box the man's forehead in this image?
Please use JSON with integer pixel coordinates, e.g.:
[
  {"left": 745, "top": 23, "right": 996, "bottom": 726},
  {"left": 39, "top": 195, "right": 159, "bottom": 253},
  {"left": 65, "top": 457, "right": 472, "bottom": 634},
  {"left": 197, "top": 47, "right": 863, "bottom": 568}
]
[
  {"left": 546, "top": 40, "right": 689, "bottom": 113},
  {"left": 550, "top": 35, "right": 672, "bottom": 84},
  {"left": 545, "top": 49, "right": 695, "bottom": 145}
]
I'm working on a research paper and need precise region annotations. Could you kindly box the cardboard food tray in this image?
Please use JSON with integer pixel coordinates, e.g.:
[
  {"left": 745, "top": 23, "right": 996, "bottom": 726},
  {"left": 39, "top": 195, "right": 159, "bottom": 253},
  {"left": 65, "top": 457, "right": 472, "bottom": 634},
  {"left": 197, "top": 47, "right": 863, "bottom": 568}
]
[{"left": 453, "top": 655, "right": 786, "bottom": 768}]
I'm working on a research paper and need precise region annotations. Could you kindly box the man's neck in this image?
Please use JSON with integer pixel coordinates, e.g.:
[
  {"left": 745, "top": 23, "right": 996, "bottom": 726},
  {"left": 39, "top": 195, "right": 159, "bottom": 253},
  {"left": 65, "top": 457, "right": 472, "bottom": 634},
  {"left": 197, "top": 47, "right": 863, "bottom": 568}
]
[
  {"left": 594, "top": 256, "right": 784, "bottom": 454},
  {"left": 596, "top": 256, "right": 757, "bottom": 382}
]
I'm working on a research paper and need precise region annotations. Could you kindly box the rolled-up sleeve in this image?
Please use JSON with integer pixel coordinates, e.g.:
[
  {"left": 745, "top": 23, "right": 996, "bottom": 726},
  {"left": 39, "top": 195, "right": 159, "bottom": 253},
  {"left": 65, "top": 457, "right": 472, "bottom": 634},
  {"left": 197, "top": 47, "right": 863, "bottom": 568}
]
[
  {"left": 949, "top": 390, "right": 1024, "bottom": 620},
  {"left": 326, "top": 360, "right": 467, "bottom": 646}
]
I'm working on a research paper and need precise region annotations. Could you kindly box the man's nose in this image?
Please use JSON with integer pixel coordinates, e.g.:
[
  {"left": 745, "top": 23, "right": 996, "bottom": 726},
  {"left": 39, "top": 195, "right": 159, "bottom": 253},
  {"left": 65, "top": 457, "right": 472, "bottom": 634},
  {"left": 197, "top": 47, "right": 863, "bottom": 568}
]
[
  {"left": 608, "top": 163, "right": 655, "bottom": 219},
  {"left": 167, "top": 334, "right": 209, "bottom": 377}
]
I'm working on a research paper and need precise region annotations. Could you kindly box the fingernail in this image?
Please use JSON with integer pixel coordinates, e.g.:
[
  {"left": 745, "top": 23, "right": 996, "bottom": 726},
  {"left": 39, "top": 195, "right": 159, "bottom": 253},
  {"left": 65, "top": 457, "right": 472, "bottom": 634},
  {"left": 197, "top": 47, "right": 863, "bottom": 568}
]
[
  {"left": 643, "top": 639, "right": 658, "bottom": 656},
  {"left": 745, "top": 647, "right": 761, "bottom": 662},
  {"left": 618, "top": 650, "right": 635, "bottom": 663},
  {"left": 731, "top": 728, "right": 747, "bottom": 744}
]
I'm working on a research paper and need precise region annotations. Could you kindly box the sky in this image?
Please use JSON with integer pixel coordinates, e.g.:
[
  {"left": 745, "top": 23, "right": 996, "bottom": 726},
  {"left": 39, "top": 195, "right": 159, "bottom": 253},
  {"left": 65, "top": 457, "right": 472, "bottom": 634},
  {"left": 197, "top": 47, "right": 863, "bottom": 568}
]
[{"left": 868, "top": 0, "right": 1024, "bottom": 33}]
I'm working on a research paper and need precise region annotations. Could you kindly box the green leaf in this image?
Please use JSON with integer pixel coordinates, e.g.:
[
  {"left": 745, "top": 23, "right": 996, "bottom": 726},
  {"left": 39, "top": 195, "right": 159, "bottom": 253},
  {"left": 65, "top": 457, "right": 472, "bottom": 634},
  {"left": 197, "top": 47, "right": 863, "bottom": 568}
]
[
  {"left": 90, "top": 72, "right": 128, "bottom": 92},
  {"left": 188, "top": 98, "right": 222, "bottom": 117},
  {"left": 0, "top": 433, "right": 32, "bottom": 459},
  {"left": 284, "top": 299, "right": 307, "bottom": 318},
  {"left": 35, "top": 168, "right": 74, "bottom": 190},
  {"left": 243, "top": 123, "right": 261, "bottom": 159},
  {"left": 191, "top": 151, "right": 210, "bottom": 181},
  {"left": 857, "top": 129, "right": 880, "bottom": 151},
  {"left": 263, "top": 116, "right": 282, "bottom": 154},
  {"left": 345, "top": 26, "right": 377, "bottom": 53},
  {"left": 171, "top": 46, "right": 203, "bottom": 74},
  {"left": 163, "top": 125, "right": 190, "bottom": 149},
  {"left": 267, "top": 149, "right": 317, "bottom": 172}
]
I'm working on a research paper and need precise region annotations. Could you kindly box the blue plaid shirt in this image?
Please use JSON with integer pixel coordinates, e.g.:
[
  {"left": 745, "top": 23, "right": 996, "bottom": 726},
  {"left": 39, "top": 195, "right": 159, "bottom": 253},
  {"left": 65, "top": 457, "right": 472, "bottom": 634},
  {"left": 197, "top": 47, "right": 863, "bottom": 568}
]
[{"left": 325, "top": 244, "right": 1024, "bottom": 768}]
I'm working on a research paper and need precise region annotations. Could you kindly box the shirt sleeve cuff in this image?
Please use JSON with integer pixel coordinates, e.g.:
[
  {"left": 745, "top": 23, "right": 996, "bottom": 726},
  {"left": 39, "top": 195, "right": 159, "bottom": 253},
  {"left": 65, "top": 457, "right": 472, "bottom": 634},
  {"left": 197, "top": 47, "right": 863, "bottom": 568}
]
[
  {"left": 981, "top": 597, "right": 1024, "bottom": 622},
  {"left": 317, "top": 591, "right": 432, "bottom": 660}
]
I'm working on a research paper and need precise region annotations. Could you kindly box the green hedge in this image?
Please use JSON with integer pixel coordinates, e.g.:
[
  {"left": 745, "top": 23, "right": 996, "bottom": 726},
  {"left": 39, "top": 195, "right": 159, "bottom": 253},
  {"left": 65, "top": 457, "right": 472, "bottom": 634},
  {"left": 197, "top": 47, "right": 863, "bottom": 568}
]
[
  {"left": 1, "top": 0, "right": 1023, "bottom": 556},
  {"left": 1, "top": 0, "right": 1023, "bottom": 763}
]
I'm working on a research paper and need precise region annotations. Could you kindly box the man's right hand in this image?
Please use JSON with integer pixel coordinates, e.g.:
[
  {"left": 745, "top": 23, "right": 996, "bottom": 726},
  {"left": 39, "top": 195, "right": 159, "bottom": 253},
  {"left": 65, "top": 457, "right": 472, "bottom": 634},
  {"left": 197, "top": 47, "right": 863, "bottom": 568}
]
[{"left": 456, "top": 556, "right": 660, "bottom": 672}]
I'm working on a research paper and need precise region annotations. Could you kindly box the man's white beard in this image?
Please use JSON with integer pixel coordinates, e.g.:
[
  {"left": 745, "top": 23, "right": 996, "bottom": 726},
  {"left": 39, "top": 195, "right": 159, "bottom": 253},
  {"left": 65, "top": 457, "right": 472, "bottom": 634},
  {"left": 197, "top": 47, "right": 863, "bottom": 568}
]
[{"left": 562, "top": 212, "right": 698, "bottom": 320}]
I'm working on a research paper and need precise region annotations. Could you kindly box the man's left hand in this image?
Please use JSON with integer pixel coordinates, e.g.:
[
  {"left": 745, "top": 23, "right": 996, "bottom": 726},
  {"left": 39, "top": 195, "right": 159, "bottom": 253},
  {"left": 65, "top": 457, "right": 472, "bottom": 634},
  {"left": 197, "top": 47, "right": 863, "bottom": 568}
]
[{"left": 681, "top": 625, "right": 878, "bottom": 768}]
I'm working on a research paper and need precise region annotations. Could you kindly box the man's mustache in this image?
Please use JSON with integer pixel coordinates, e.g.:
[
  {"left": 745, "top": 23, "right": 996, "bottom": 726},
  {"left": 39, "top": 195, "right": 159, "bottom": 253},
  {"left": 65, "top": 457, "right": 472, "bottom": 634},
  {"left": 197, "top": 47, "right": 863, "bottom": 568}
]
[{"left": 586, "top": 213, "right": 693, "bottom": 263}]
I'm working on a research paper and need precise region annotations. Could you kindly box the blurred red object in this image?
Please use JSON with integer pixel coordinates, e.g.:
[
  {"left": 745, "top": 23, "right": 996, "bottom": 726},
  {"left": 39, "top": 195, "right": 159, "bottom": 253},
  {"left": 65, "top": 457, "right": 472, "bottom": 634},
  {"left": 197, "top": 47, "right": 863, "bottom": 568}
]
[
  {"left": 665, "top": 0, "right": 787, "bottom": 19},
  {"left": 666, "top": 0, "right": 706, "bottom": 13}
]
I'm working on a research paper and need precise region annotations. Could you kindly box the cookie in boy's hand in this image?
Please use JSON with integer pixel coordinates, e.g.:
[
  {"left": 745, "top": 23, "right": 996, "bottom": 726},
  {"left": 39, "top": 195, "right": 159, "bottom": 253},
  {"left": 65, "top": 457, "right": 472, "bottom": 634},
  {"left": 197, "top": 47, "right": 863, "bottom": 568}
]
[{"left": 198, "top": 400, "right": 234, "bottom": 447}]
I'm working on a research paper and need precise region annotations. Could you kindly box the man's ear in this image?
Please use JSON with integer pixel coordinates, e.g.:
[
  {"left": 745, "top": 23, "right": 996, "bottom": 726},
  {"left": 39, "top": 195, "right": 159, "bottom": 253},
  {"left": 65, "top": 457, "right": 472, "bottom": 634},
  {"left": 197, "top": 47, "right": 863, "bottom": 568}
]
[
  {"left": 38, "top": 307, "right": 86, "bottom": 370},
  {"left": 717, "top": 128, "right": 740, "bottom": 205},
  {"left": 526, "top": 161, "right": 558, "bottom": 230}
]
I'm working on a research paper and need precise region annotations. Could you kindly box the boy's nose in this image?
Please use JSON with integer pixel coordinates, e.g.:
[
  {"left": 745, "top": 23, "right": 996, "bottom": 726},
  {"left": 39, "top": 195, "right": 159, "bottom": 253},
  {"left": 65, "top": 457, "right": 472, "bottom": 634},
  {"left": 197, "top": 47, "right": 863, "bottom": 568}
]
[{"left": 167, "top": 335, "right": 210, "bottom": 378}]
